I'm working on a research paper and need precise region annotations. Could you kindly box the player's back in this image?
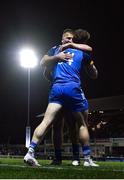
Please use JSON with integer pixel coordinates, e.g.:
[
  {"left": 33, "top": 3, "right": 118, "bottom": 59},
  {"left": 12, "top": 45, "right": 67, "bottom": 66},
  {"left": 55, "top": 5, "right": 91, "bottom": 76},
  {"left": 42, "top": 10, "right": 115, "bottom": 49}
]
[{"left": 52, "top": 48, "right": 85, "bottom": 84}]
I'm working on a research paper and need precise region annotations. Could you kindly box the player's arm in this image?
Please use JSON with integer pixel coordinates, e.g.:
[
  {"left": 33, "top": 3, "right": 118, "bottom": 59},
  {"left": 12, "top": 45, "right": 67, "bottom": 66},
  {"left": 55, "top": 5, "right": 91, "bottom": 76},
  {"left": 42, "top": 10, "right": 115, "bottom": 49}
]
[
  {"left": 85, "top": 62, "right": 98, "bottom": 79},
  {"left": 40, "top": 47, "right": 56, "bottom": 81},
  {"left": 59, "top": 42, "right": 92, "bottom": 52},
  {"left": 70, "top": 42, "right": 92, "bottom": 51},
  {"left": 84, "top": 53, "right": 98, "bottom": 79},
  {"left": 41, "top": 52, "right": 72, "bottom": 66},
  {"left": 40, "top": 46, "right": 58, "bottom": 67},
  {"left": 40, "top": 46, "right": 71, "bottom": 82},
  {"left": 43, "top": 66, "right": 52, "bottom": 82},
  {"left": 41, "top": 53, "right": 72, "bottom": 82},
  {"left": 40, "top": 54, "right": 58, "bottom": 66}
]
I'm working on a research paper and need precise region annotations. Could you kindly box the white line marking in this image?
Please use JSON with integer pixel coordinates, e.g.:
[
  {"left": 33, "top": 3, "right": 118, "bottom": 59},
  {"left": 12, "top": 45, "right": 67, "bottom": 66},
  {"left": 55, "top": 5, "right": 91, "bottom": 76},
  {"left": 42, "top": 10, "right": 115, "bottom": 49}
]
[{"left": 0, "top": 163, "right": 124, "bottom": 172}]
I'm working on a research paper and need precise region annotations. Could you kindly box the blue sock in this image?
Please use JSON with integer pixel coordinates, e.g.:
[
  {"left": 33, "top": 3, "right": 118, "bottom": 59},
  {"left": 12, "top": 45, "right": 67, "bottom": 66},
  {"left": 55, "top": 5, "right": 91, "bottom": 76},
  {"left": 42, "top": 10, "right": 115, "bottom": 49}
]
[
  {"left": 55, "top": 149, "right": 62, "bottom": 161},
  {"left": 72, "top": 144, "right": 80, "bottom": 161},
  {"left": 28, "top": 141, "right": 37, "bottom": 153},
  {"left": 82, "top": 145, "right": 91, "bottom": 159}
]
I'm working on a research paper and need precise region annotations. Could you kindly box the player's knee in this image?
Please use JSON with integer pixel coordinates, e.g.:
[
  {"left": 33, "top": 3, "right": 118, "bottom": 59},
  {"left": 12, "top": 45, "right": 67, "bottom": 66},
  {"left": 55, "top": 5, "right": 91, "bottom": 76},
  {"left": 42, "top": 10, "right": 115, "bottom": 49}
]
[{"left": 79, "top": 126, "right": 89, "bottom": 142}]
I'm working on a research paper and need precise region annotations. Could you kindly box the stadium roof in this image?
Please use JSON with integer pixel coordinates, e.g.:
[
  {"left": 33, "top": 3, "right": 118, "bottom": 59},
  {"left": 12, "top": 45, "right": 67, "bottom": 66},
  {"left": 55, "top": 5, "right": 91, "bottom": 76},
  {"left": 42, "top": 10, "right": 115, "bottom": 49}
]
[{"left": 89, "top": 95, "right": 124, "bottom": 111}]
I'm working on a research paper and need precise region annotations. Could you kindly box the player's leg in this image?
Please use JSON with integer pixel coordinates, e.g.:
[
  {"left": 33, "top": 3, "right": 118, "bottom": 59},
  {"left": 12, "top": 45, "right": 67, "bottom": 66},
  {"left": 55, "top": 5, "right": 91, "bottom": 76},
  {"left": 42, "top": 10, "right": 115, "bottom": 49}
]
[
  {"left": 24, "top": 103, "right": 62, "bottom": 166},
  {"left": 72, "top": 110, "right": 99, "bottom": 167},
  {"left": 66, "top": 113, "right": 80, "bottom": 166},
  {"left": 51, "top": 111, "right": 64, "bottom": 165}
]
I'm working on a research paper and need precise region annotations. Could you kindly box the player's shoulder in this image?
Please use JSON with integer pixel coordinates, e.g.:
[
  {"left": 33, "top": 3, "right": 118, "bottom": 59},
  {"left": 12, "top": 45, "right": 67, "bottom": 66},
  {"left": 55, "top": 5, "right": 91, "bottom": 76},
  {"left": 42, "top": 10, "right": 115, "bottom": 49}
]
[
  {"left": 51, "top": 45, "right": 60, "bottom": 50},
  {"left": 47, "top": 45, "right": 60, "bottom": 56},
  {"left": 50, "top": 45, "right": 60, "bottom": 52},
  {"left": 52, "top": 45, "right": 58, "bottom": 49}
]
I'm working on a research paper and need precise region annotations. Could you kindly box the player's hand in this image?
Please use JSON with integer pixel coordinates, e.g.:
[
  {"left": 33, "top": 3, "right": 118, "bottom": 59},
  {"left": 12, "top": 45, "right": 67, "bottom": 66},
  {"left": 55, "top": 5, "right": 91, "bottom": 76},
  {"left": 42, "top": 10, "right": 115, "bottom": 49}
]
[
  {"left": 56, "top": 51, "right": 72, "bottom": 61},
  {"left": 59, "top": 43, "right": 72, "bottom": 51}
]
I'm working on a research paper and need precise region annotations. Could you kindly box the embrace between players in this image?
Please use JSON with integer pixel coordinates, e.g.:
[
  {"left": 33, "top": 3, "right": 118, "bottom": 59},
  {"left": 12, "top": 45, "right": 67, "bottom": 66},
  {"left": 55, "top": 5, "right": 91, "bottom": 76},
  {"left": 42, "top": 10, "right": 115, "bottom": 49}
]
[{"left": 24, "top": 28, "right": 99, "bottom": 167}]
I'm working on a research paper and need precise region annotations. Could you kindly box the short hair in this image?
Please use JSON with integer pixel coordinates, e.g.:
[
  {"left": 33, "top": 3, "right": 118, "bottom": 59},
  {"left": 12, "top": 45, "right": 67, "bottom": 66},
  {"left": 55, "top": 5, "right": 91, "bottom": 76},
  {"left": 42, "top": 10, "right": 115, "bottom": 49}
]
[
  {"left": 73, "top": 29, "right": 90, "bottom": 44},
  {"left": 62, "top": 28, "right": 75, "bottom": 35}
]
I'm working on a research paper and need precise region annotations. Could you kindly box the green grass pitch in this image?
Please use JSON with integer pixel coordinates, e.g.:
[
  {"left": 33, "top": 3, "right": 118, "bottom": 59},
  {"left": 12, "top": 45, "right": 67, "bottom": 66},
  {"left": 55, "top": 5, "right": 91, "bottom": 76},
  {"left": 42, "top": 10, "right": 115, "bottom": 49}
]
[{"left": 0, "top": 157, "right": 124, "bottom": 179}]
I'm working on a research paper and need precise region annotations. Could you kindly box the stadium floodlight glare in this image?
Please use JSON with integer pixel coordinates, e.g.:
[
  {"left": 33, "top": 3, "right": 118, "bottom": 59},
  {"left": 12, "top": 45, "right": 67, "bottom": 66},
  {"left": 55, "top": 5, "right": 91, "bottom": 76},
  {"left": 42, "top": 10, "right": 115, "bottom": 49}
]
[
  {"left": 19, "top": 48, "right": 38, "bottom": 148},
  {"left": 20, "top": 48, "right": 38, "bottom": 68}
]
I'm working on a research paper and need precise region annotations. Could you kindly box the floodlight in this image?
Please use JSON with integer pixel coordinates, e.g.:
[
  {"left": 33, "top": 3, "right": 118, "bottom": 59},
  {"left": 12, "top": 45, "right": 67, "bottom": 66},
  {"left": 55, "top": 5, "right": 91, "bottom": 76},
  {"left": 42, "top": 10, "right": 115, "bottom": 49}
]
[
  {"left": 20, "top": 48, "right": 38, "bottom": 68},
  {"left": 19, "top": 47, "right": 38, "bottom": 148}
]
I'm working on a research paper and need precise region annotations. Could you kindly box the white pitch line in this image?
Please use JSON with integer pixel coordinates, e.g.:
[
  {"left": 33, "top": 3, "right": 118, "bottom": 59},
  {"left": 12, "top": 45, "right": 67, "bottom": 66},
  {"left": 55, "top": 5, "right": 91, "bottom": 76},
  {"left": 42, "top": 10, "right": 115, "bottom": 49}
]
[
  {"left": 0, "top": 164, "right": 74, "bottom": 170},
  {"left": 0, "top": 164, "right": 26, "bottom": 168},
  {"left": 0, "top": 164, "right": 124, "bottom": 172}
]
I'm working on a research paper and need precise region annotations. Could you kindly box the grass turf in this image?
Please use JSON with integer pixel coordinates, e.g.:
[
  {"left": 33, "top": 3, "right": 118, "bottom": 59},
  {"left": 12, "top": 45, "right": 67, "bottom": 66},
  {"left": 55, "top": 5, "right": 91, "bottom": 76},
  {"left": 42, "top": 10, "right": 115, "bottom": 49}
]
[{"left": 0, "top": 157, "right": 124, "bottom": 179}]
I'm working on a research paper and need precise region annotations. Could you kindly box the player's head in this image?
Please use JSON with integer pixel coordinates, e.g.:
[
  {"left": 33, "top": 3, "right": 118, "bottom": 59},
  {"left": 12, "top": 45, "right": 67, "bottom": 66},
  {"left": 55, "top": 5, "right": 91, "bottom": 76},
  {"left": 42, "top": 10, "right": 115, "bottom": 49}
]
[
  {"left": 61, "top": 28, "right": 75, "bottom": 44},
  {"left": 73, "top": 29, "right": 90, "bottom": 44}
]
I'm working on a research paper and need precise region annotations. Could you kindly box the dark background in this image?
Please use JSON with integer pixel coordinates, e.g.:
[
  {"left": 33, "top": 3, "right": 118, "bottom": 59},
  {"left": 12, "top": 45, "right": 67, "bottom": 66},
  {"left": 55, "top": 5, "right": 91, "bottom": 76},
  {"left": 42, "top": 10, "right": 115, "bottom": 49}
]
[{"left": 0, "top": 0, "right": 123, "bottom": 144}]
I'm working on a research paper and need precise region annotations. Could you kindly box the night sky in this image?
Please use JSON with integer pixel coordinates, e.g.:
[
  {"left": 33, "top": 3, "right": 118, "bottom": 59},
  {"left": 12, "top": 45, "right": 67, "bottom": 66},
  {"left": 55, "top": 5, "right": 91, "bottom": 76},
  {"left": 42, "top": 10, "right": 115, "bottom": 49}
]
[{"left": 0, "top": 0, "right": 124, "bottom": 144}]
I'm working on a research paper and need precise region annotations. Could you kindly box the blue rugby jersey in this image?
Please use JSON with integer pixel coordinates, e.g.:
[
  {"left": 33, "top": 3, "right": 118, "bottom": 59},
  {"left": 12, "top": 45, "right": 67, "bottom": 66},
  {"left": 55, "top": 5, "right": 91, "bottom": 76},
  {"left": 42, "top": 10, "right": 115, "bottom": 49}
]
[{"left": 47, "top": 46, "right": 91, "bottom": 85}]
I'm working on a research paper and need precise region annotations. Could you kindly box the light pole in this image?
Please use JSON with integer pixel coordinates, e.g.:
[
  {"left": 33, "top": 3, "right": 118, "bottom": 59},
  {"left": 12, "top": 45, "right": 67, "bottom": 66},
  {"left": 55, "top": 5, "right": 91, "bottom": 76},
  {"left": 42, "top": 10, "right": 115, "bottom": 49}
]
[{"left": 20, "top": 48, "right": 38, "bottom": 148}]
